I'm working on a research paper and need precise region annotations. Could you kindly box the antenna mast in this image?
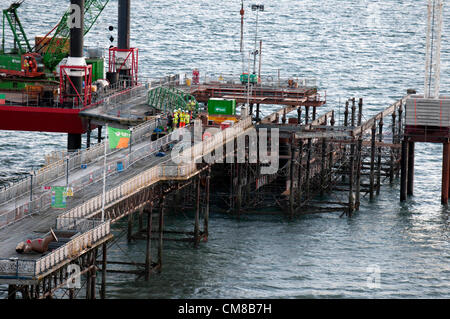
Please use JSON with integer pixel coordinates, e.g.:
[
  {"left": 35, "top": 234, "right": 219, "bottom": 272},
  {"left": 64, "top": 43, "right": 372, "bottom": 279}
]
[
  {"left": 424, "top": 0, "right": 444, "bottom": 99},
  {"left": 240, "top": 0, "right": 245, "bottom": 73}
]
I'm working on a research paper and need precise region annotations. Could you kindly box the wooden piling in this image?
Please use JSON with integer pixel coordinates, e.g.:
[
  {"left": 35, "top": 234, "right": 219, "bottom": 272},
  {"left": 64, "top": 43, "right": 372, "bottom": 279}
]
[
  {"left": 194, "top": 177, "right": 201, "bottom": 247},
  {"left": 312, "top": 107, "right": 317, "bottom": 121},
  {"left": 157, "top": 198, "right": 165, "bottom": 272},
  {"left": 351, "top": 98, "right": 356, "bottom": 127},
  {"left": 87, "top": 120, "right": 91, "bottom": 149},
  {"left": 145, "top": 205, "right": 153, "bottom": 281},
  {"left": 204, "top": 167, "right": 210, "bottom": 241},
  {"left": 127, "top": 211, "right": 133, "bottom": 243},
  {"left": 305, "top": 138, "right": 312, "bottom": 200},
  {"left": 355, "top": 137, "right": 362, "bottom": 210},
  {"left": 442, "top": 142, "right": 450, "bottom": 205},
  {"left": 320, "top": 138, "right": 326, "bottom": 197},
  {"left": 390, "top": 109, "right": 397, "bottom": 184},
  {"left": 101, "top": 243, "right": 107, "bottom": 298},
  {"left": 348, "top": 142, "right": 355, "bottom": 216},
  {"left": 97, "top": 126, "right": 102, "bottom": 143},
  {"left": 305, "top": 106, "right": 310, "bottom": 125},
  {"left": 297, "top": 140, "right": 304, "bottom": 207},
  {"left": 289, "top": 134, "right": 296, "bottom": 217},
  {"left": 400, "top": 139, "right": 409, "bottom": 202},
  {"left": 370, "top": 122, "right": 376, "bottom": 201},
  {"left": 376, "top": 116, "right": 383, "bottom": 195},
  {"left": 297, "top": 107, "right": 302, "bottom": 125},
  {"left": 407, "top": 142, "right": 415, "bottom": 196}
]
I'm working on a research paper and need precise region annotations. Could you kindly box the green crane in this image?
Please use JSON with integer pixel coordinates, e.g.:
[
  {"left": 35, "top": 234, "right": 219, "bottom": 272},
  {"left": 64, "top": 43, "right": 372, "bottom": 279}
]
[
  {"left": 0, "top": 0, "right": 110, "bottom": 75},
  {"left": 1, "top": 1, "right": 32, "bottom": 55}
]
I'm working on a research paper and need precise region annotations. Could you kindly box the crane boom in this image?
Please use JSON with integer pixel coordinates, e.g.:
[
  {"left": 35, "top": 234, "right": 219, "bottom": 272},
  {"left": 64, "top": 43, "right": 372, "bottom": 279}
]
[{"left": 1, "top": 1, "right": 32, "bottom": 55}]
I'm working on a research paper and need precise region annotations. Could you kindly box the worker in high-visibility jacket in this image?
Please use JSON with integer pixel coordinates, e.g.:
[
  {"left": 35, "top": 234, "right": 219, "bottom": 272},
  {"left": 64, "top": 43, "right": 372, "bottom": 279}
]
[
  {"left": 185, "top": 111, "right": 190, "bottom": 126},
  {"left": 180, "top": 111, "right": 186, "bottom": 128},
  {"left": 173, "top": 110, "right": 179, "bottom": 129}
]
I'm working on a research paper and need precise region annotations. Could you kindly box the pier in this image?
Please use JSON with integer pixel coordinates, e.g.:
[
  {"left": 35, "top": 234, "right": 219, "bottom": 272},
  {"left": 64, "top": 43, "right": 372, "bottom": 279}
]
[{"left": 0, "top": 77, "right": 408, "bottom": 298}]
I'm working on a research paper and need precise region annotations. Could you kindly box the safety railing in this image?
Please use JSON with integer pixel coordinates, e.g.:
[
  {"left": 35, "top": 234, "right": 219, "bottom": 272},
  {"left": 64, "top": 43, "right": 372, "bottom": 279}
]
[
  {"left": 0, "top": 116, "right": 163, "bottom": 207},
  {"left": 56, "top": 116, "right": 253, "bottom": 228},
  {"left": 56, "top": 161, "right": 197, "bottom": 228},
  {"left": 167, "top": 71, "right": 319, "bottom": 89},
  {"left": 0, "top": 219, "right": 110, "bottom": 278},
  {"left": 0, "top": 125, "right": 176, "bottom": 231}
]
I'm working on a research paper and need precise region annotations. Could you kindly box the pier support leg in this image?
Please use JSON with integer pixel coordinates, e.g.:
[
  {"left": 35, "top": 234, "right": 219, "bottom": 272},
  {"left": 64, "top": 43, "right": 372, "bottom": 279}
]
[
  {"left": 289, "top": 135, "right": 296, "bottom": 217},
  {"left": 68, "top": 134, "right": 82, "bottom": 152},
  {"left": 442, "top": 142, "right": 450, "bottom": 205},
  {"left": 204, "top": 168, "right": 211, "bottom": 241},
  {"left": 87, "top": 120, "right": 91, "bottom": 149},
  {"left": 256, "top": 104, "right": 260, "bottom": 122},
  {"left": 348, "top": 142, "right": 355, "bottom": 216},
  {"left": 370, "top": 123, "right": 376, "bottom": 201},
  {"left": 138, "top": 207, "right": 144, "bottom": 232},
  {"left": 407, "top": 141, "right": 415, "bottom": 196},
  {"left": 305, "top": 107, "right": 310, "bottom": 125},
  {"left": 400, "top": 139, "right": 409, "bottom": 202},
  {"left": 145, "top": 205, "right": 153, "bottom": 281},
  {"left": 320, "top": 138, "right": 326, "bottom": 197},
  {"left": 376, "top": 116, "right": 383, "bottom": 195},
  {"left": 7, "top": 285, "right": 16, "bottom": 300},
  {"left": 194, "top": 178, "right": 201, "bottom": 247},
  {"left": 98, "top": 126, "right": 102, "bottom": 143},
  {"left": 390, "top": 110, "right": 397, "bottom": 184},
  {"left": 297, "top": 140, "right": 304, "bottom": 209},
  {"left": 305, "top": 138, "right": 312, "bottom": 200},
  {"left": 355, "top": 138, "right": 362, "bottom": 210},
  {"left": 157, "top": 199, "right": 165, "bottom": 272},
  {"left": 91, "top": 250, "right": 97, "bottom": 299},
  {"left": 101, "top": 243, "right": 107, "bottom": 299},
  {"left": 127, "top": 211, "right": 133, "bottom": 243}
]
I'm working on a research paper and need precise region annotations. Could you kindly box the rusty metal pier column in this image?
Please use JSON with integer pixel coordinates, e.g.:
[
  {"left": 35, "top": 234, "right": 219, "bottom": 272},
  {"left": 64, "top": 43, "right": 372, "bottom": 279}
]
[
  {"left": 442, "top": 142, "right": 450, "bottom": 205},
  {"left": 400, "top": 138, "right": 409, "bottom": 202},
  {"left": 145, "top": 204, "right": 153, "bottom": 280},
  {"left": 407, "top": 141, "right": 415, "bottom": 196}
]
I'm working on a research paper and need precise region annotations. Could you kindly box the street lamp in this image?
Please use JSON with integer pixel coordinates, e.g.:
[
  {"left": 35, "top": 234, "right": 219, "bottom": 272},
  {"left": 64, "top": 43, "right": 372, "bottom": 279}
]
[{"left": 251, "top": 4, "right": 264, "bottom": 75}]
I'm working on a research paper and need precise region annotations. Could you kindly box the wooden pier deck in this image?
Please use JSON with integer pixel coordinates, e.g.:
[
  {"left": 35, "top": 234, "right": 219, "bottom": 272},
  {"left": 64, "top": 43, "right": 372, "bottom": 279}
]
[{"left": 0, "top": 80, "right": 409, "bottom": 298}]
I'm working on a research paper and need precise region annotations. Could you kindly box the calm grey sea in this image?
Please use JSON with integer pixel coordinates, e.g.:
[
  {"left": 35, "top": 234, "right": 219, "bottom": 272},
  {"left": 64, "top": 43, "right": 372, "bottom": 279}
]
[{"left": 0, "top": 0, "right": 449, "bottom": 298}]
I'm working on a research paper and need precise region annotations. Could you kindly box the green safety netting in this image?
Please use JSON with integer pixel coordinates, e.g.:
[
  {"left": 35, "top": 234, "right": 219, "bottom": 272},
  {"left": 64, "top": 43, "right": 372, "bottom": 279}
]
[{"left": 147, "top": 86, "right": 200, "bottom": 116}]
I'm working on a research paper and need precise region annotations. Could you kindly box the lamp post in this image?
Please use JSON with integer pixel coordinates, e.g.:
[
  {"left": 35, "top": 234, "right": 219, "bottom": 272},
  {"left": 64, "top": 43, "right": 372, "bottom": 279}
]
[{"left": 251, "top": 4, "right": 264, "bottom": 75}]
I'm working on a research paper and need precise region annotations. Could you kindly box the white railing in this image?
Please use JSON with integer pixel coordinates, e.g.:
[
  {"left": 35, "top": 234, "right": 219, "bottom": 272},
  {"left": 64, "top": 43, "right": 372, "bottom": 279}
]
[
  {"left": 0, "top": 117, "right": 162, "bottom": 208},
  {"left": 0, "top": 220, "right": 110, "bottom": 278},
  {"left": 34, "top": 220, "right": 110, "bottom": 276},
  {"left": 0, "top": 124, "right": 175, "bottom": 230},
  {"left": 56, "top": 116, "right": 253, "bottom": 228}
]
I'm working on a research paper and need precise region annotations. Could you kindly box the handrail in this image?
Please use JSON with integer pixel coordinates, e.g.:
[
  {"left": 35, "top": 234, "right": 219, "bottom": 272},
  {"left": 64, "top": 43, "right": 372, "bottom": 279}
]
[{"left": 56, "top": 116, "right": 253, "bottom": 228}]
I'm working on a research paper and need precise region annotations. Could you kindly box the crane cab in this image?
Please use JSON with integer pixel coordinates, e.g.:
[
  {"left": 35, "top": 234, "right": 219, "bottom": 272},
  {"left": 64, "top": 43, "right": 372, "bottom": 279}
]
[{"left": 21, "top": 53, "right": 44, "bottom": 77}]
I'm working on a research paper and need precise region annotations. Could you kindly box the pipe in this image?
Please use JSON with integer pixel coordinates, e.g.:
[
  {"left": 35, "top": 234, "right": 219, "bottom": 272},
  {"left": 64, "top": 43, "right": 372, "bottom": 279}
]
[{"left": 118, "top": 0, "right": 131, "bottom": 50}]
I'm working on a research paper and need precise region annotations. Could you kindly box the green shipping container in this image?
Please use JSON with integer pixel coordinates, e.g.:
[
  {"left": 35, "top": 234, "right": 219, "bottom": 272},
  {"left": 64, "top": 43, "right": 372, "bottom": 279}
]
[
  {"left": 240, "top": 73, "right": 257, "bottom": 84},
  {"left": 0, "top": 54, "right": 22, "bottom": 72},
  {"left": 208, "top": 98, "right": 236, "bottom": 116},
  {"left": 86, "top": 58, "right": 104, "bottom": 82}
]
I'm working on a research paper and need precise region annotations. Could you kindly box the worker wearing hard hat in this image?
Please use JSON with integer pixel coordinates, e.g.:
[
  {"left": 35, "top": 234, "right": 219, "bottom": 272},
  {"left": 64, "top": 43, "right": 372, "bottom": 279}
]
[{"left": 173, "top": 110, "right": 179, "bottom": 129}]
